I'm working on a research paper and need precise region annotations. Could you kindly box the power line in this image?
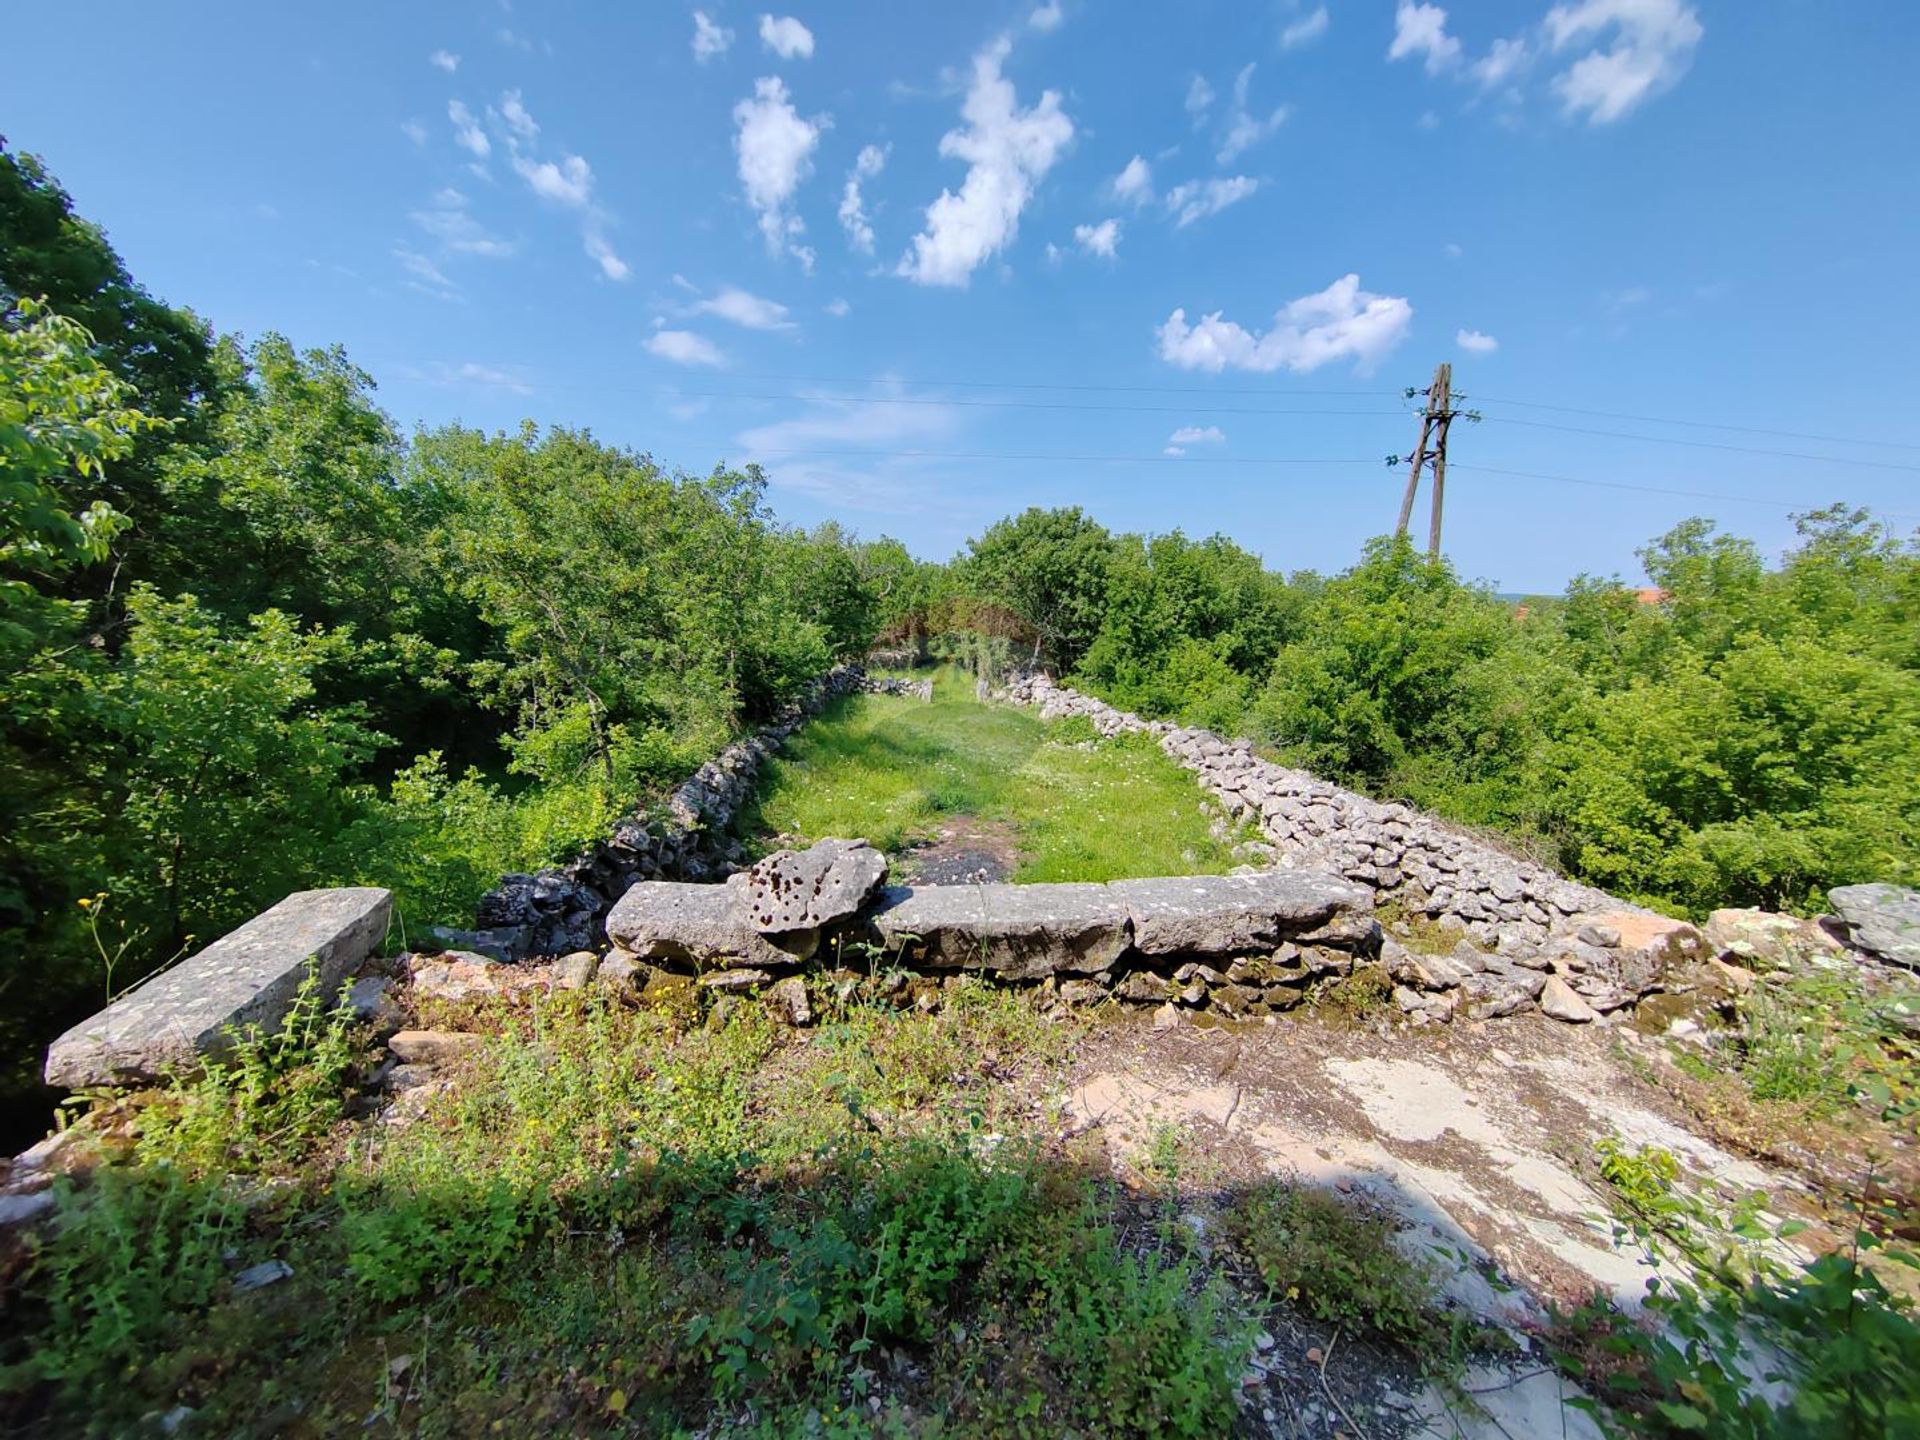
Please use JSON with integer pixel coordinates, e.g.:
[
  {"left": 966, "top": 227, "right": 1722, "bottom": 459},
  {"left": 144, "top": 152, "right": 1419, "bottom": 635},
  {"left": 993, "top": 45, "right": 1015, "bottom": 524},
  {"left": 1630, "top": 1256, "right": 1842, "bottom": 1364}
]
[
  {"left": 1474, "top": 395, "right": 1920, "bottom": 452},
  {"left": 1479, "top": 416, "right": 1920, "bottom": 474},
  {"left": 673, "top": 389, "right": 1404, "bottom": 419},
  {"left": 675, "top": 441, "right": 1920, "bottom": 520},
  {"left": 1447, "top": 462, "right": 1920, "bottom": 521}
]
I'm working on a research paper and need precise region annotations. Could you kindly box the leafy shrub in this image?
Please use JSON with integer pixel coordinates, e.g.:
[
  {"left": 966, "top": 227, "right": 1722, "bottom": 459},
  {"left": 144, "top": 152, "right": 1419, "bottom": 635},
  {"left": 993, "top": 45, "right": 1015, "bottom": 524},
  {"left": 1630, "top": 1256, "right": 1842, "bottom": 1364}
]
[{"left": 1226, "top": 1179, "right": 1463, "bottom": 1362}]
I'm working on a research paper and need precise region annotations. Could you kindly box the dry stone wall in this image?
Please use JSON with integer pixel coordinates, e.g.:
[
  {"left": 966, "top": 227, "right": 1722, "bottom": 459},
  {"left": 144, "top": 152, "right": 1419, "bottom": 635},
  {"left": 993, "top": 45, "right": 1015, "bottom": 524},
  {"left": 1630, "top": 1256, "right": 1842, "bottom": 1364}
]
[
  {"left": 1001, "top": 673, "right": 1696, "bottom": 1022},
  {"left": 463, "top": 665, "right": 935, "bottom": 960},
  {"left": 462, "top": 666, "right": 870, "bottom": 960}
]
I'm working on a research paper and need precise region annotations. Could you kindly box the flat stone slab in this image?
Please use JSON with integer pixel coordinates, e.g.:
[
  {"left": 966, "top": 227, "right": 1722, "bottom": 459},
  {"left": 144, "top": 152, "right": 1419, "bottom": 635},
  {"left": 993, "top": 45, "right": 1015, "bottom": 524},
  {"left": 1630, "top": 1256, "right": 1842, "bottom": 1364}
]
[
  {"left": 606, "top": 879, "right": 817, "bottom": 971},
  {"left": 1108, "top": 871, "right": 1370, "bottom": 956},
  {"left": 867, "top": 882, "right": 1130, "bottom": 980},
  {"left": 45, "top": 887, "right": 392, "bottom": 1089},
  {"left": 740, "top": 838, "right": 887, "bottom": 933},
  {"left": 1829, "top": 883, "right": 1920, "bottom": 968}
]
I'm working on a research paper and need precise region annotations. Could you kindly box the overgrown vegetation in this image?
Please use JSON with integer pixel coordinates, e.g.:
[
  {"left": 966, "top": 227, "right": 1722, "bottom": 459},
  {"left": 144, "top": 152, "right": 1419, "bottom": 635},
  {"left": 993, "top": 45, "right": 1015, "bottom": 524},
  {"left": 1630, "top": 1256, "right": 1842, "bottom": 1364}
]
[
  {"left": 0, "top": 982, "right": 1279, "bottom": 1436},
  {"left": 1557, "top": 1136, "right": 1920, "bottom": 1437},
  {"left": 900, "top": 509, "right": 1920, "bottom": 924},
  {"left": 741, "top": 666, "right": 1249, "bottom": 880}
]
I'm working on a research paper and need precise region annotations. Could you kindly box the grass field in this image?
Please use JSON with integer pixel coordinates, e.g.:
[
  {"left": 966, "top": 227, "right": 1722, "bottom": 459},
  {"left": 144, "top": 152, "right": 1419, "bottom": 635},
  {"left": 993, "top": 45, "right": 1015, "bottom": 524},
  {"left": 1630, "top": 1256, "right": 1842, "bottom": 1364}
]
[{"left": 739, "top": 667, "right": 1248, "bottom": 881}]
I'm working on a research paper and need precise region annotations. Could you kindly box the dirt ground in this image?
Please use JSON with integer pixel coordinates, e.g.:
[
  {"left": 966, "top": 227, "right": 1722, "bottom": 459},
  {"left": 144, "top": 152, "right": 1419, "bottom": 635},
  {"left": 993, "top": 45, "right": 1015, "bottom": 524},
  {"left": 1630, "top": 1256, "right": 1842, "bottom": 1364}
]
[{"left": 1055, "top": 1008, "right": 1802, "bottom": 1439}]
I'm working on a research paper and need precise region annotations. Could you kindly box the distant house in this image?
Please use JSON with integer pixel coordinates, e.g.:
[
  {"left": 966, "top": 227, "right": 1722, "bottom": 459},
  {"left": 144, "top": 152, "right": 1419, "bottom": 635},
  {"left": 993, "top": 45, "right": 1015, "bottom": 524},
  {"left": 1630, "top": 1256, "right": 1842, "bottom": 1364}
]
[{"left": 1632, "top": 586, "right": 1670, "bottom": 606}]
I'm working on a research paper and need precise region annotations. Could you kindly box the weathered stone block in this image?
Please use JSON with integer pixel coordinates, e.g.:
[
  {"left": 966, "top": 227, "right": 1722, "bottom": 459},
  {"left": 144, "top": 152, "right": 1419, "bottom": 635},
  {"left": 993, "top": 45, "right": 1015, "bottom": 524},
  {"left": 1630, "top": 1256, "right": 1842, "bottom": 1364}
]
[
  {"left": 740, "top": 838, "right": 887, "bottom": 933},
  {"left": 1108, "top": 871, "right": 1370, "bottom": 957},
  {"left": 606, "top": 880, "right": 817, "bottom": 971},
  {"left": 45, "top": 888, "right": 391, "bottom": 1089},
  {"left": 866, "top": 883, "right": 1130, "bottom": 980},
  {"left": 1827, "top": 884, "right": 1920, "bottom": 969}
]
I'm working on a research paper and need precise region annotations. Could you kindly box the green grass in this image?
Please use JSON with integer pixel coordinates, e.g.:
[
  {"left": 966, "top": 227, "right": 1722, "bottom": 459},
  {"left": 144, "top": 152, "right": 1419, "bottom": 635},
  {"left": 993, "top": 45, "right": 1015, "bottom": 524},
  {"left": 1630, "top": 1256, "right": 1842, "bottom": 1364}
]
[
  {"left": 4, "top": 984, "right": 1251, "bottom": 1438},
  {"left": 741, "top": 666, "right": 1247, "bottom": 881}
]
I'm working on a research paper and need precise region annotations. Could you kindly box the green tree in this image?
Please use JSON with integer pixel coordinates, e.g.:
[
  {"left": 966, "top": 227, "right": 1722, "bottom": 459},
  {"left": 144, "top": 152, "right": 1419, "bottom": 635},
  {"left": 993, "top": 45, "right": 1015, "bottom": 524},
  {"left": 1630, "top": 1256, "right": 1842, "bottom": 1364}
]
[{"left": 964, "top": 506, "right": 1115, "bottom": 670}]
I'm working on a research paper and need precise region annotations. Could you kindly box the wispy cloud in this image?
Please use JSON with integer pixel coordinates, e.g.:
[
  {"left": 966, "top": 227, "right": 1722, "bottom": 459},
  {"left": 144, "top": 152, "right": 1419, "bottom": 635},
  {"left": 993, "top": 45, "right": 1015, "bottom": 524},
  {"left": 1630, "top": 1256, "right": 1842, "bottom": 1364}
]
[
  {"left": 429, "top": 49, "right": 460, "bottom": 73},
  {"left": 1158, "top": 274, "right": 1414, "bottom": 375},
  {"left": 1073, "top": 218, "right": 1120, "bottom": 258},
  {"left": 693, "top": 285, "right": 797, "bottom": 331},
  {"left": 897, "top": 38, "right": 1073, "bottom": 286},
  {"left": 758, "top": 14, "right": 816, "bottom": 59},
  {"left": 645, "top": 328, "right": 726, "bottom": 366},
  {"left": 734, "top": 75, "right": 828, "bottom": 265},
  {"left": 1280, "top": 6, "right": 1329, "bottom": 50},
  {"left": 691, "top": 10, "right": 734, "bottom": 62},
  {"left": 1455, "top": 327, "right": 1499, "bottom": 354},
  {"left": 1164, "top": 175, "right": 1259, "bottom": 228},
  {"left": 735, "top": 384, "right": 971, "bottom": 512},
  {"left": 838, "top": 143, "right": 888, "bottom": 254}
]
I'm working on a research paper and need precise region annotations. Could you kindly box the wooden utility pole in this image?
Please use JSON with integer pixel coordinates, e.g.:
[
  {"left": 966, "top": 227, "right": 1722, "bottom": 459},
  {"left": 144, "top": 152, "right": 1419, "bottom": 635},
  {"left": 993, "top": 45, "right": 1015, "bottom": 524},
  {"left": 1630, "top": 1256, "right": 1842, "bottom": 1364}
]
[{"left": 1394, "top": 363, "right": 1458, "bottom": 559}]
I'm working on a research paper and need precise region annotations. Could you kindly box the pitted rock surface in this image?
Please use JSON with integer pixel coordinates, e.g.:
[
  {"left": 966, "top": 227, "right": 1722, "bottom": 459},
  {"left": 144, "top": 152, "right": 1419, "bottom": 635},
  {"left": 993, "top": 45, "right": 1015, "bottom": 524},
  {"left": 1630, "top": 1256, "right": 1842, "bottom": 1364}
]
[
  {"left": 606, "top": 879, "right": 818, "bottom": 971},
  {"left": 742, "top": 838, "right": 888, "bottom": 934}
]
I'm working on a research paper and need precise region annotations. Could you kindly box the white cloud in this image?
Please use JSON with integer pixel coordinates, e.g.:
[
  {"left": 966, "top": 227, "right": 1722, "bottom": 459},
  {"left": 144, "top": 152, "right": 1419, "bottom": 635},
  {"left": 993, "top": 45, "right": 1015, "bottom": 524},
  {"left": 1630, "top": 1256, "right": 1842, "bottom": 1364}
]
[
  {"left": 410, "top": 189, "right": 516, "bottom": 257},
  {"left": 1444, "top": 240, "right": 1463, "bottom": 258},
  {"left": 1217, "top": 64, "right": 1289, "bottom": 164},
  {"left": 1280, "top": 6, "right": 1329, "bottom": 49},
  {"left": 1029, "top": 2, "right": 1064, "bottom": 32},
  {"left": 449, "top": 100, "right": 490, "bottom": 159},
  {"left": 584, "top": 228, "right": 630, "bottom": 281},
  {"left": 394, "top": 247, "right": 460, "bottom": 298},
  {"left": 1110, "top": 154, "right": 1153, "bottom": 207},
  {"left": 1547, "top": 0, "right": 1703, "bottom": 124},
  {"left": 1455, "top": 327, "right": 1499, "bottom": 353},
  {"left": 838, "top": 142, "right": 887, "bottom": 254},
  {"left": 692, "top": 10, "right": 734, "bottom": 62},
  {"left": 497, "top": 89, "right": 540, "bottom": 140},
  {"left": 1073, "top": 218, "right": 1120, "bottom": 258},
  {"left": 411, "top": 360, "right": 534, "bottom": 394},
  {"left": 1389, "top": 2, "right": 1462, "bottom": 75},
  {"left": 1164, "top": 175, "right": 1259, "bottom": 227},
  {"left": 1472, "top": 35, "right": 1530, "bottom": 90},
  {"left": 512, "top": 152, "right": 593, "bottom": 208},
  {"left": 1185, "top": 74, "right": 1215, "bottom": 118},
  {"left": 825, "top": 297, "right": 851, "bottom": 316},
  {"left": 401, "top": 119, "right": 429, "bottom": 147},
  {"left": 758, "top": 14, "right": 815, "bottom": 60},
  {"left": 694, "top": 285, "right": 796, "bottom": 330},
  {"left": 1157, "top": 274, "right": 1414, "bottom": 375},
  {"left": 735, "top": 384, "right": 966, "bottom": 511},
  {"left": 1169, "top": 425, "right": 1226, "bottom": 445},
  {"left": 645, "top": 329, "right": 726, "bottom": 366},
  {"left": 429, "top": 49, "right": 460, "bottom": 73},
  {"left": 896, "top": 38, "right": 1074, "bottom": 288},
  {"left": 733, "top": 75, "right": 827, "bottom": 260}
]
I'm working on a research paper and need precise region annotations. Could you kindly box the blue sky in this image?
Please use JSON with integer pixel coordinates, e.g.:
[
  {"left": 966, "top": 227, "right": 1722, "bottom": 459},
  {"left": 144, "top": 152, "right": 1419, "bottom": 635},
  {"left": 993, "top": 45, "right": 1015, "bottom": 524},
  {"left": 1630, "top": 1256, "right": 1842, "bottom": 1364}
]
[{"left": 9, "top": 1, "right": 1919, "bottom": 591}]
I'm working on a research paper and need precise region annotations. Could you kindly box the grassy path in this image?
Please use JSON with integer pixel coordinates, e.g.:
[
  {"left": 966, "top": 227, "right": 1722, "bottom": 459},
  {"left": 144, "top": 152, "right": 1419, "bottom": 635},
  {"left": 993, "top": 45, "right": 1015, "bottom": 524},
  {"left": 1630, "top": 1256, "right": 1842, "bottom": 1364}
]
[{"left": 739, "top": 666, "right": 1246, "bottom": 882}]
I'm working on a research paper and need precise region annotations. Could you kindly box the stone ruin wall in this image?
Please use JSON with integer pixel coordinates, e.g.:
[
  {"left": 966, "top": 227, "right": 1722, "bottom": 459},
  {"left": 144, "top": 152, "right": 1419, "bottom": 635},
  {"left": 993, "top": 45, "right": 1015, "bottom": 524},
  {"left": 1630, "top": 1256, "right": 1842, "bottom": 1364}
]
[
  {"left": 463, "top": 664, "right": 918, "bottom": 961},
  {"left": 1000, "top": 673, "right": 1692, "bottom": 1023}
]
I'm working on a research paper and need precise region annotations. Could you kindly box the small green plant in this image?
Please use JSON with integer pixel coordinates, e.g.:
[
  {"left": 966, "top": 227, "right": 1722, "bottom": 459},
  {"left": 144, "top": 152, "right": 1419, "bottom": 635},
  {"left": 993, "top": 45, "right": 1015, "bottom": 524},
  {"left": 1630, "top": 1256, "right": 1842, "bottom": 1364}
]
[
  {"left": 134, "top": 970, "right": 362, "bottom": 1175},
  {"left": 1312, "top": 963, "right": 1395, "bottom": 1024},
  {"left": 1225, "top": 1178, "right": 1467, "bottom": 1365},
  {"left": 8, "top": 1168, "right": 241, "bottom": 1399},
  {"left": 1558, "top": 1138, "right": 1920, "bottom": 1437}
]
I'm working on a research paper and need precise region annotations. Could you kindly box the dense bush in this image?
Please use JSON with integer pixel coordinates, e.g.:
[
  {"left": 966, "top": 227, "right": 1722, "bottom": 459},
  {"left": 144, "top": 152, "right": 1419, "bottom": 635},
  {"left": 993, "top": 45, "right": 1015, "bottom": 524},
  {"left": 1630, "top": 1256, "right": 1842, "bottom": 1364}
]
[
  {"left": 937, "top": 509, "right": 1920, "bottom": 920},
  {"left": 0, "top": 143, "right": 895, "bottom": 1137}
]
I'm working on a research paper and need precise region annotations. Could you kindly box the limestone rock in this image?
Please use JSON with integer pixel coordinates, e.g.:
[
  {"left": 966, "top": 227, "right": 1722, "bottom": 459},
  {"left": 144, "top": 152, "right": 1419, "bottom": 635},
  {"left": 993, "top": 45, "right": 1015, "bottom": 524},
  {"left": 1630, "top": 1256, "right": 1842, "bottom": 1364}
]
[
  {"left": 1827, "top": 884, "right": 1920, "bottom": 969},
  {"left": 1704, "top": 908, "right": 1841, "bottom": 970},
  {"left": 347, "top": 976, "right": 401, "bottom": 1027},
  {"left": 551, "top": 951, "right": 600, "bottom": 990},
  {"left": 699, "top": 967, "right": 772, "bottom": 993},
  {"left": 410, "top": 952, "right": 505, "bottom": 1003},
  {"left": 388, "top": 1030, "right": 481, "bottom": 1065},
  {"left": 1539, "top": 975, "right": 1597, "bottom": 1023},
  {"left": 607, "top": 880, "right": 818, "bottom": 971},
  {"left": 596, "top": 950, "right": 649, "bottom": 1002},
  {"left": 740, "top": 838, "right": 888, "bottom": 934},
  {"left": 766, "top": 975, "right": 813, "bottom": 1025},
  {"left": 0, "top": 1191, "right": 56, "bottom": 1229},
  {"left": 1108, "top": 871, "right": 1370, "bottom": 957},
  {"left": 46, "top": 887, "right": 392, "bottom": 1090},
  {"left": 866, "top": 882, "right": 1131, "bottom": 980}
]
